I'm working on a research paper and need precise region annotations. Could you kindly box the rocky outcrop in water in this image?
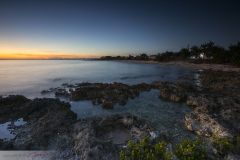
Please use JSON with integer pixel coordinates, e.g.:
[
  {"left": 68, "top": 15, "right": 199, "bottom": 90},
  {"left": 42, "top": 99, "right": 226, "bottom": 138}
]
[
  {"left": 0, "top": 95, "right": 77, "bottom": 150},
  {"left": 42, "top": 82, "right": 154, "bottom": 109},
  {"left": 0, "top": 95, "right": 31, "bottom": 121},
  {"left": 14, "top": 99, "right": 77, "bottom": 150},
  {"left": 153, "top": 81, "right": 194, "bottom": 102},
  {"left": 38, "top": 69, "right": 240, "bottom": 141},
  {"left": 152, "top": 70, "right": 240, "bottom": 139},
  {"left": 2, "top": 64, "right": 240, "bottom": 160},
  {"left": 0, "top": 95, "right": 156, "bottom": 159}
]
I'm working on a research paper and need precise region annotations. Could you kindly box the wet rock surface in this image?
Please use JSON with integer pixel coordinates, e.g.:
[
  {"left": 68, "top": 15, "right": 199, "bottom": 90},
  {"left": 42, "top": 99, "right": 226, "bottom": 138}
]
[
  {"left": 1, "top": 69, "right": 240, "bottom": 159},
  {"left": 0, "top": 95, "right": 31, "bottom": 122},
  {"left": 42, "top": 81, "right": 196, "bottom": 109},
  {"left": 72, "top": 113, "right": 154, "bottom": 160},
  {"left": 185, "top": 70, "right": 240, "bottom": 138},
  {"left": 0, "top": 96, "right": 155, "bottom": 159},
  {"left": 153, "top": 81, "right": 195, "bottom": 102},
  {"left": 42, "top": 82, "right": 154, "bottom": 109},
  {"left": 153, "top": 70, "right": 240, "bottom": 139},
  {"left": 200, "top": 70, "right": 240, "bottom": 96},
  {"left": 40, "top": 70, "right": 240, "bottom": 140},
  {"left": 0, "top": 95, "right": 77, "bottom": 150},
  {"left": 154, "top": 70, "right": 240, "bottom": 158},
  {"left": 186, "top": 95, "right": 240, "bottom": 137}
]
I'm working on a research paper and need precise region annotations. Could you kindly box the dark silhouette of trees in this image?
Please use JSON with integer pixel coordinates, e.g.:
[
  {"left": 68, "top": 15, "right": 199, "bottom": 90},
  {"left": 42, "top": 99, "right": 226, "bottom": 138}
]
[
  {"left": 137, "top": 53, "right": 149, "bottom": 60},
  {"left": 100, "top": 41, "right": 240, "bottom": 66},
  {"left": 190, "top": 46, "right": 201, "bottom": 59},
  {"left": 178, "top": 48, "right": 191, "bottom": 59},
  {"left": 228, "top": 42, "right": 240, "bottom": 65},
  {"left": 156, "top": 51, "right": 175, "bottom": 62},
  {"left": 128, "top": 55, "right": 134, "bottom": 60},
  {"left": 200, "top": 41, "right": 215, "bottom": 58}
]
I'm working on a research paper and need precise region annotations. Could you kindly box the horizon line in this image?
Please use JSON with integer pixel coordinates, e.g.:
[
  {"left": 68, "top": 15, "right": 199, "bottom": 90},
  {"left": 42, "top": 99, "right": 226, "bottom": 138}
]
[{"left": 0, "top": 58, "right": 100, "bottom": 60}]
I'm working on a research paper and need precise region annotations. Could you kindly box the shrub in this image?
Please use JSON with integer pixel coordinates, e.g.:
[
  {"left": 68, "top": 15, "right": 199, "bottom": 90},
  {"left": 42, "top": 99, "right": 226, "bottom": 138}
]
[
  {"left": 233, "top": 135, "right": 240, "bottom": 153},
  {"left": 212, "top": 137, "right": 234, "bottom": 156},
  {"left": 213, "top": 135, "right": 240, "bottom": 156},
  {"left": 119, "top": 137, "right": 173, "bottom": 160},
  {"left": 175, "top": 138, "right": 207, "bottom": 160},
  {"left": 120, "top": 137, "right": 209, "bottom": 160}
]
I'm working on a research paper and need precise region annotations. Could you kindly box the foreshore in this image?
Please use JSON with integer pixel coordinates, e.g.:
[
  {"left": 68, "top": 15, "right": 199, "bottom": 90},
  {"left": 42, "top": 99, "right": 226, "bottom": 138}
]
[
  {"left": 0, "top": 62, "right": 240, "bottom": 159},
  {"left": 118, "top": 60, "right": 240, "bottom": 71}
]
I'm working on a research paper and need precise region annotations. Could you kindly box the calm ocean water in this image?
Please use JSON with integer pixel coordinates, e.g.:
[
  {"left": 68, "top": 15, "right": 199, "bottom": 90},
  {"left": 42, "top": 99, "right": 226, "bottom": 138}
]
[
  {"left": 0, "top": 60, "right": 195, "bottom": 141},
  {"left": 0, "top": 60, "right": 193, "bottom": 98}
]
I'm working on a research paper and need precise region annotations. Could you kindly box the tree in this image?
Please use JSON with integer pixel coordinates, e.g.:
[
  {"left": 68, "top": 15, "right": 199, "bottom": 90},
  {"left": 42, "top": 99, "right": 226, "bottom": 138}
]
[
  {"left": 155, "top": 51, "right": 175, "bottom": 62},
  {"left": 190, "top": 46, "right": 201, "bottom": 58},
  {"left": 228, "top": 42, "right": 240, "bottom": 65},
  {"left": 178, "top": 48, "right": 190, "bottom": 59},
  {"left": 200, "top": 41, "right": 215, "bottom": 58},
  {"left": 136, "top": 53, "right": 149, "bottom": 60},
  {"left": 128, "top": 55, "right": 134, "bottom": 60}
]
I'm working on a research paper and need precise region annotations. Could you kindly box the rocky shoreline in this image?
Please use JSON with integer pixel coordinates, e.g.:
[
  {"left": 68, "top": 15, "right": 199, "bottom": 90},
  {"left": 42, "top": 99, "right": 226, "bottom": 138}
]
[
  {"left": 0, "top": 95, "right": 155, "bottom": 159},
  {"left": 0, "top": 69, "right": 240, "bottom": 159}
]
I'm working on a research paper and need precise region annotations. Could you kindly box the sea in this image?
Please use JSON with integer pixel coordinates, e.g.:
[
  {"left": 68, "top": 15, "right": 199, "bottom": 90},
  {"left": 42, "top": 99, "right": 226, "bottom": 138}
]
[{"left": 0, "top": 60, "right": 196, "bottom": 142}]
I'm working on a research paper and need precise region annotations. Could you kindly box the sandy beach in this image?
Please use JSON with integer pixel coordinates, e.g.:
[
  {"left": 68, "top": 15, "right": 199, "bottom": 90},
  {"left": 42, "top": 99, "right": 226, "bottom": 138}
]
[{"left": 120, "top": 60, "right": 240, "bottom": 71}]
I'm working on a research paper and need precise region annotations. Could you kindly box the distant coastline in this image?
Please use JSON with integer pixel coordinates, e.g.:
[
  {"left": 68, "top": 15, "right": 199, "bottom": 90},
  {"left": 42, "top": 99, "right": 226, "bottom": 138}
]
[
  {"left": 0, "top": 58, "right": 99, "bottom": 60},
  {"left": 119, "top": 60, "right": 240, "bottom": 71},
  {"left": 100, "top": 41, "right": 240, "bottom": 67},
  {"left": 1, "top": 57, "right": 240, "bottom": 72}
]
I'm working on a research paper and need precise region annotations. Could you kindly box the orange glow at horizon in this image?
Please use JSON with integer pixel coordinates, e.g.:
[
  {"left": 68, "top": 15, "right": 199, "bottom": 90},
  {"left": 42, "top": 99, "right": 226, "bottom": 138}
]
[{"left": 0, "top": 50, "right": 99, "bottom": 59}]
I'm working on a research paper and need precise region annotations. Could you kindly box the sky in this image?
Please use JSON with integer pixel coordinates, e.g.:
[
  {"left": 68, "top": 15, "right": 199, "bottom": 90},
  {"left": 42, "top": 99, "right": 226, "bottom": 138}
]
[{"left": 0, "top": 0, "right": 240, "bottom": 59}]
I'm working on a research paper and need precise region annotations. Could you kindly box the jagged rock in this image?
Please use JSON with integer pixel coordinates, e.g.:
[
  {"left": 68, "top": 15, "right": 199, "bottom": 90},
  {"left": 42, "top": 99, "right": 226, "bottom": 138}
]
[
  {"left": 0, "top": 95, "right": 77, "bottom": 150},
  {"left": 185, "top": 93, "right": 240, "bottom": 138},
  {"left": 73, "top": 114, "right": 154, "bottom": 160},
  {"left": 0, "top": 139, "right": 13, "bottom": 150},
  {"left": 0, "top": 95, "right": 31, "bottom": 122},
  {"left": 102, "top": 101, "right": 114, "bottom": 109},
  {"left": 13, "top": 98, "right": 77, "bottom": 149},
  {"left": 200, "top": 70, "right": 240, "bottom": 96},
  {"left": 157, "top": 82, "right": 192, "bottom": 102},
  {"left": 46, "top": 82, "right": 155, "bottom": 109},
  {"left": 185, "top": 108, "right": 232, "bottom": 138},
  {"left": 55, "top": 88, "right": 70, "bottom": 97},
  {"left": 0, "top": 95, "right": 30, "bottom": 110}
]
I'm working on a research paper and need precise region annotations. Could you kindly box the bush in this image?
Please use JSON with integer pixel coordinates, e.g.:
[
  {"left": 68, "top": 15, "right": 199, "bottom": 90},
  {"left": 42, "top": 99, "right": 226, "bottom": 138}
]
[
  {"left": 119, "top": 137, "right": 208, "bottom": 160},
  {"left": 213, "top": 135, "right": 240, "bottom": 156},
  {"left": 119, "top": 137, "right": 173, "bottom": 160},
  {"left": 175, "top": 139, "right": 207, "bottom": 160},
  {"left": 212, "top": 137, "right": 234, "bottom": 156}
]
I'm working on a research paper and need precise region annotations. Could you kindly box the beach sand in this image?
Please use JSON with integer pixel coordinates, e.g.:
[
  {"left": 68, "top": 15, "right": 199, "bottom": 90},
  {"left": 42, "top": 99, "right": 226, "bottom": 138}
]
[{"left": 120, "top": 60, "right": 240, "bottom": 72}]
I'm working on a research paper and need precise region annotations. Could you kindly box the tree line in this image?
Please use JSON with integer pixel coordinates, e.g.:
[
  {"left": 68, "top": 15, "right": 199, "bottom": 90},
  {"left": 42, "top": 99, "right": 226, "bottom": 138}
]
[{"left": 100, "top": 41, "right": 240, "bottom": 65}]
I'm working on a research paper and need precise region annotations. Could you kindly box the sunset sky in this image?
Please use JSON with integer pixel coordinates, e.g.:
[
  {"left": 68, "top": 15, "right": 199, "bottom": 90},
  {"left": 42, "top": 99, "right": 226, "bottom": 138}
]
[{"left": 0, "top": 0, "right": 240, "bottom": 59}]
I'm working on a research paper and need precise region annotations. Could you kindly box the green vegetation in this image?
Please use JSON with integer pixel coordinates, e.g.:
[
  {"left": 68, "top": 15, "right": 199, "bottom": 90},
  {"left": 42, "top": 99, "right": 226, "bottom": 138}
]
[
  {"left": 119, "top": 137, "right": 207, "bottom": 160},
  {"left": 212, "top": 135, "right": 240, "bottom": 156},
  {"left": 100, "top": 41, "right": 240, "bottom": 66},
  {"left": 119, "top": 137, "right": 173, "bottom": 160},
  {"left": 175, "top": 139, "right": 206, "bottom": 160},
  {"left": 212, "top": 137, "right": 234, "bottom": 155}
]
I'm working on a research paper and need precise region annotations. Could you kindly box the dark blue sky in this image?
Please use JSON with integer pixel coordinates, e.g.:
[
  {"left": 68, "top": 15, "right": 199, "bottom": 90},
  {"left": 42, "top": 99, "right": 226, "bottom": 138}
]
[{"left": 0, "top": 0, "right": 240, "bottom": 57}]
